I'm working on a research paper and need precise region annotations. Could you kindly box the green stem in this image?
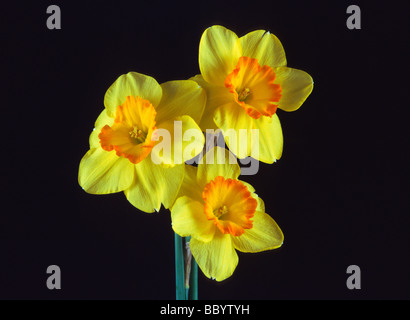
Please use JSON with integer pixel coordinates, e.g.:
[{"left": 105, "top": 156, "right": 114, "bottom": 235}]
[
  {"left": 174, "top": 233, "right": 198, "bottom": 300},
  {"left": 189, "top": 256, "right": 198, "bottom": 300},
  {"left": 174, "top": 233, "right": 185, "bottom": 300}
]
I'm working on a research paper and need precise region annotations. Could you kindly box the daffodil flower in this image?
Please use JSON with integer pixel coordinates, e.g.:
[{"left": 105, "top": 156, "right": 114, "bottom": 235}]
[
  {"left": 192, "top": 25, "right": 314, "bottom": 163},
  {"left": 79, "top": 72, "right": 206, "bottom": 212},
  {"left": 171, "top": 147, "right": 284, "bottom": 281}
]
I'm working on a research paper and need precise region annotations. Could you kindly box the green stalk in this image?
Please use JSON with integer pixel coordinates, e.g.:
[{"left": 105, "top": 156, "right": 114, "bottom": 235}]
[
  {"left": 174, "top": 234, "right": 199, "bottom": 300},
  {"left": 189, "top": 256, "right": 198, "bottom": 300},
  {"left": 174, "top": 233, "right": 185, "bottom": 300}
]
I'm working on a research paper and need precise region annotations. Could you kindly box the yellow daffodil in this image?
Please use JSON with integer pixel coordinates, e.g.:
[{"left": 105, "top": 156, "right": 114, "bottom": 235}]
[
  {"left": 192, "top": 25, "right": 314, "bottom": 163},
  {"left": 171, "top": 147, "right": 283, "bottom": 281},
  {"left": 79, "top": 72, "right": 206, "bottom": 212}
]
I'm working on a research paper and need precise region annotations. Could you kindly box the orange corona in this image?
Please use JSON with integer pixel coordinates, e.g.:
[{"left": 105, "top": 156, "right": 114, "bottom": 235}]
[
  {"left": 99, "top": 95, "right": 157, "bottom": 164},
  {"left": 202, "top": 176, "right": 257, "bottom": 236},
  {"left": 225, "top": 56, "right": 282, "bottom": 119}
]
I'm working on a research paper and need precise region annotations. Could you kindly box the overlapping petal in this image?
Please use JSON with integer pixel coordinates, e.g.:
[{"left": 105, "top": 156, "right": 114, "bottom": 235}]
[
  {"left": 190, "top": 232, "right": 238, "bottom": 281},
  {"left": 171, "top": 196, "right": 215, "bottom": 242},
  {"left": 199, "top": 26, "right": 242, "bottom": 86},
  {"left": 274, "top": 66, "right": 314, "bottom": 112},
  {"left": 197, "top": 147, "right": 240, "bottom": 188},
  {"left": 151, "top": 115, "right": 204, "bottom": 166},
  {"left": 176, "top": 165, "right": 203, "bottom": 203},
  {"left": 89, "top": 109, "right": 114, "bottom": 148},
  {"left": 156, "top": 80, "right": 206, "bottom": 125},
  {"left": 124, "top": 158, "right": 184, "bottom": 212},
  {"left": 191, "top": 74, "right": 232, "bottom": 130},
  {"left": 213, "top": 103, "right": 253, "bottom": 159},
  {"left": 104, "top": 72, "right": 162, "bottom": 116},
  {"left": 251, "top": 113, "right": 283, "bottom": 163},
  {"left": 232, "top": 210, "right": 284, "bottom": 253},
  {"left": 239, "top": 30, "right": 287, "bottom": 68},
  {"left": 78, "top": 148, "right": 134, "bottom": 194}
]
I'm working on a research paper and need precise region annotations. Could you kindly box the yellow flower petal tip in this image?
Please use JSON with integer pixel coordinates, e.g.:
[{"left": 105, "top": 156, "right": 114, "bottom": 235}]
[
  {"left": 171, "top": 147, "right": 283, "bottom": 281},
  {"left": 195, "top": 25, "right": 313, "bottom": 162}
]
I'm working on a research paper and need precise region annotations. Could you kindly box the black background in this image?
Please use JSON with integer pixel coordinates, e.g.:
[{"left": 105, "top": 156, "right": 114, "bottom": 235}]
[{"left": 1, "top": 0, "right": 409, "bottom": 300}]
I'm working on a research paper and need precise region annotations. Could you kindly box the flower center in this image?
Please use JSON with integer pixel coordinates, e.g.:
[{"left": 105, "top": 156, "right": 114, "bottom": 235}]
[
  {"left": 129, "top": 126, "right": 147, "bottom": 143},
  {"left": 213, "top": 205, "right": 229, "bottom": 218},
  {"left": 238, "top": 87, "right": 251, "bottom": 101},
  {"left": 225, "top": 56, "right": 282, "bottom": 119},
  {"left": 202, "top": 176, "right": 257, "bottom": 236},
  {"left": 99, "top": 96, "right": 157, "bottom": 164}
]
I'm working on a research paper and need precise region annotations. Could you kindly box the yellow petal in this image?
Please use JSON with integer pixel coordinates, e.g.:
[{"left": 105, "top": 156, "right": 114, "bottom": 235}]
[
  {"left": 239, "top": 30, "right": 287, "bottom": 68},
  {"left": 232, "top": 210, "right": 284, "bottom": 253},
  {"left": 213, "top": 102, "right": 253, "bottom": 159},
  {"left": 251, "top": 113, "right": 283, "bottom": 163},
  {"left": 256, "top": 196, "right": 265, "bottom": 212},
  {"left": 199, "top": 25, "right": 242, "bottom": 86},
  {"left": 78, "top": 148, "right": 134, "bottom": 194},
  {"left": 104, "top": 72, "right": 162, "bottom": 116},
  {"left": 197, "top": 147, "right": 240, "bottom": 187},
  {"left": 152, "top": 115, "right": 205, "bottom": 165},
  {"left": 191, "top": 74, "right": 232, "bottom": 131},
  {"left": 171, "top": 196, "right": 216, "bottom": 242},
  {"left": 156, "top": 80, "right": 206, "bottom": 125},
  {"left": 274, "top": 67, "right": 313, "bottom": 112},
  {"left": 190, "top": 232, "right": 238, "bottom": 281},
  {"left": 177, "top": 165, "right": 203, "bottom": 203},
  {"left": 124, "top": 158, "right": 184, "bottom": 212},
  {"left": 89, "top": 109, "right": 115, "bottom": 148},
  {"left": 238, "top": 180, "right": 255, "bottom": 193}
]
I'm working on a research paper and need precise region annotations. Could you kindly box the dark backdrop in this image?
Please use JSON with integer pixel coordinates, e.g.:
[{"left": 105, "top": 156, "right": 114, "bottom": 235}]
[{"left": 1, "top": 0, "right": 409, "bottom": 300}]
